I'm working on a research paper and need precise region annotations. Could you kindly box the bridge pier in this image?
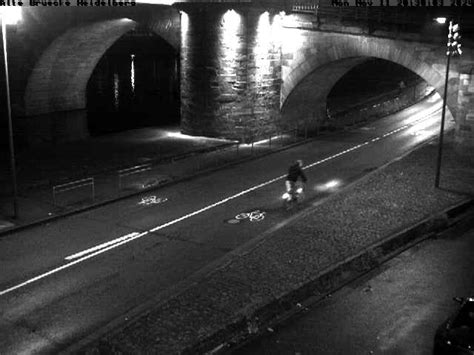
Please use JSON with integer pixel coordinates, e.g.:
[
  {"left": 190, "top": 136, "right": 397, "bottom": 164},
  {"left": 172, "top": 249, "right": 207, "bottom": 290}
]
[{"left": 179, "top": 5, "right": 283, "bottom": 142}]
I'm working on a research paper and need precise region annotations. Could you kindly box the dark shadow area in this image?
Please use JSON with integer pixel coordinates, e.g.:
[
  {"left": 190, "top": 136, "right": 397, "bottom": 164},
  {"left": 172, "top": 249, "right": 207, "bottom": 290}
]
[
  {"left": 326, "top": 58, "right": 424, "bottom": 122},
  {"left": 329, "top": 58, "right": 418, "bottom": 99},
  {"left": 0, "top": 36, "right": 8, "bottom": 156},
  {"left": 87, "top": 26, "right": 179, "bottom": 136}
]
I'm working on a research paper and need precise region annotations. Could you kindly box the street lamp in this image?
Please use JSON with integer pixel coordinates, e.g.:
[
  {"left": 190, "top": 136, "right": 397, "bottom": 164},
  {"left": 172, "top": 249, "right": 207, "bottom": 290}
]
[
  {"left": 0, "top": 7, "right": 21, "bottom": 218},
  {"left": 434, "top": 18, "right": 462, "bottom": 188}
]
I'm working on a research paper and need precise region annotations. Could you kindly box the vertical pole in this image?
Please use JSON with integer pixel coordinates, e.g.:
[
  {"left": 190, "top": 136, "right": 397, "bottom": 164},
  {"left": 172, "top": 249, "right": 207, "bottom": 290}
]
[
  {"left": 2, "top": 19, "right": 18, "bottom": 218},
  {"left": 434, "top": 50, "right": 451, "bottom": 188}
]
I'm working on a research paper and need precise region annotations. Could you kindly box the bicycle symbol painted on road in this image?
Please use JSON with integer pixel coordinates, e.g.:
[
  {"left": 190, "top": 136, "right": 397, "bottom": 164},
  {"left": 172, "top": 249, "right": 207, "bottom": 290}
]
[
  {"left": 138, "top": 195, "right": 168, "bottom": 206},
  {"left": 227, "top": 210, "right": 266, "bottom": 224}
]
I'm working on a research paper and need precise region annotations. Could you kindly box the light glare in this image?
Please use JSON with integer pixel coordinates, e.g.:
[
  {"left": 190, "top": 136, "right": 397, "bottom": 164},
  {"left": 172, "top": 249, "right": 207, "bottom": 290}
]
[
  {"left": 435, "top": 17, "right": 447, "bottom": 24},
  {"left": 180, "top": 11, "right": 189, "bottom": 33},
  {"left": 314, "top": 179, "right": 343, "bottom": 192},
  {"left": 223, "top": 9, "right": 240, "bottom": 31},
  {"left": 130, "top": 54, "right": 135, "bottom": 93},
  {"left": 325, "top": 180, "right": 340, "bottom": 188},
  {"left": 221, "top": 10, "right": 241, "bottom": 77},
  {"left": 0, "top": 7, "right": 22, "bottom": 25}
]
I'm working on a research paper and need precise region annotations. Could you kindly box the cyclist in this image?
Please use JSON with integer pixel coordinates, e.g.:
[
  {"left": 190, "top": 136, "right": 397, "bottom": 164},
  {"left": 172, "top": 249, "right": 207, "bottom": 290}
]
[{"left": 285, "top": 159, "right": 307, "bottom": 201}]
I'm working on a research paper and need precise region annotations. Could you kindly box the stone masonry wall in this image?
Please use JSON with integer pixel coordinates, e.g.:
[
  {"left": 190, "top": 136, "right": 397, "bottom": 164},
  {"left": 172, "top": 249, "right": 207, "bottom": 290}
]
[{"left": 180, "top": 6, "right": 282, "bottom": 141}]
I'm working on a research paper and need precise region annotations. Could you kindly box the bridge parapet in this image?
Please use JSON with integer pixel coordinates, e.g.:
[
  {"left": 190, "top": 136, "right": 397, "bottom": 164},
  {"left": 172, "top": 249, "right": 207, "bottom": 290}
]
[{"left": 289, "top": 3, "right": 474, "bottom": 45}]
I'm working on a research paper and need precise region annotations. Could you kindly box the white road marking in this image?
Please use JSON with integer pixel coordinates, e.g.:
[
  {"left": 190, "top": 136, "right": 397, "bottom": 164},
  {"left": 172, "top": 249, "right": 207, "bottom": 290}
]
[
  {"left": 0, "top": 112, "right": 440, "bottom": 297},
  {"left": 65, "top": 232, "right": 144, "bottom": 261},
  {"left": 0, "top": 231, "right": 149, "bottom": 297}
]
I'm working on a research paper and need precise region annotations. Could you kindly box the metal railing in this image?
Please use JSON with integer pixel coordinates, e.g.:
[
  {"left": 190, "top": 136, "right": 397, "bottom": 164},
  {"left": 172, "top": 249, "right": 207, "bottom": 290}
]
[
  {"left": 118, "top": 163, "right": 152, "bottom": 191},
  {"left": 291, "top": 1, "right": 474, "bottom": 29},
  {"left": 52, "top": 177, "right": 95, "bottom": 206},
  {"left": 45, "top": 127, "right": 310, "bottom": 211}
]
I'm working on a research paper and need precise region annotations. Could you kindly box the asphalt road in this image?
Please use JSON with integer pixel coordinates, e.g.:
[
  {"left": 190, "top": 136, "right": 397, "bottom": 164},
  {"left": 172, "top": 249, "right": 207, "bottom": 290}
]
[
  {"left": 0, "top": 95, "right": 451, "bottom": 353},
  {"left": 234, "top": 218, "right": 474, "bottom": 355}
]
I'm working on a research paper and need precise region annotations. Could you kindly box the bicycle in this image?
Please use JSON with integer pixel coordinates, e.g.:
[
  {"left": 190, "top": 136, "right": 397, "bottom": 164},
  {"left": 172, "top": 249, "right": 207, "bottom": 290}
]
[{"left": 282, "top": 182, "right": 305, "bottom": 210}]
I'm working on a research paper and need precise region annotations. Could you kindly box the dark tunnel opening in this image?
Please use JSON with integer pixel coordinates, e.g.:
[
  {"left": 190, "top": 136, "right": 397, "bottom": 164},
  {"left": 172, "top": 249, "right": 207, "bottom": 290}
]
[
  {"left": 326, "top": 58, "right": 427, "bottom": 126},
  {"left": 86, "top": 26, "right": 179, "bottom": 136}
]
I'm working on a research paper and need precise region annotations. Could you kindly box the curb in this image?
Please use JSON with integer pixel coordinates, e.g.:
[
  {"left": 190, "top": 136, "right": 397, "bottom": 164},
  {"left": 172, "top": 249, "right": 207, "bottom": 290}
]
[
  {"left": 185, "top": 198, "right": 474, "bottom": 355},
  {"left": 0, "top": 138, "right": 312, "bottom": 239}
]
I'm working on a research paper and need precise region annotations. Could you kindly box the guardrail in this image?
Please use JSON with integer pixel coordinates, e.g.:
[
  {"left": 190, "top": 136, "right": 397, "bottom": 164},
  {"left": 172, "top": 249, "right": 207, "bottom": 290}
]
[
  {"left": 118, "top": 163, "right": 152, "bottom": 190},
  {"left": 52, "top": 177, "right": 95, "bottom": 206},
  {"left": 43, "top": 127, "right": 310, "bottom": 213}
]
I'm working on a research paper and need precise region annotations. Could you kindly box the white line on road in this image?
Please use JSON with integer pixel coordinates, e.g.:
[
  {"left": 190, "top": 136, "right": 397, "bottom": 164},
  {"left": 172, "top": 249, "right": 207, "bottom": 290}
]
[
  {"left": 0, "top": 112, "right": 440, "bottom": 297},
  {"left": 65, "top": 232, "right": 145, "bottom": 261},
  {"left": 0, "top": 231, "right": 150, "bottom": 297}
]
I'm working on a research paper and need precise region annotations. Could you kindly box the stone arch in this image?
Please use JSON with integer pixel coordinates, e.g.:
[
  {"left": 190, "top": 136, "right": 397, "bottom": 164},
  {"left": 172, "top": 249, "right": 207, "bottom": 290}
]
[
  {"left": 280, "top": 33, "right": 455, "bottom": 127},
  {"left": 24, "top": 16, "right": 179, "bottom": 116}
]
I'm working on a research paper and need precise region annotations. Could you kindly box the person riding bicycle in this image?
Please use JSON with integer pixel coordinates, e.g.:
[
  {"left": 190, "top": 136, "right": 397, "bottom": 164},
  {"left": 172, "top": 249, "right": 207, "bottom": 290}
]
[{"left": 285, "top": 159, "right": 307, "bottom": 201}]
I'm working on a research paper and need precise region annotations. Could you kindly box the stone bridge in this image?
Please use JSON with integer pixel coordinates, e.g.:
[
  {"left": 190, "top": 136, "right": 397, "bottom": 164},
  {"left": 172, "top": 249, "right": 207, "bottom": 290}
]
[{"left": 2, "top": 2, "right": 474, "bottom": 149}]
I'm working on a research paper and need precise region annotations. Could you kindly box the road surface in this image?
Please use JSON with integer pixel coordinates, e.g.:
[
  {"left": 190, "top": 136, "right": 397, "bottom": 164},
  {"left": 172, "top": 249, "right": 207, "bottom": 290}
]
[{"left": 0, "top": 95, "right": 450, "bottom": 353}]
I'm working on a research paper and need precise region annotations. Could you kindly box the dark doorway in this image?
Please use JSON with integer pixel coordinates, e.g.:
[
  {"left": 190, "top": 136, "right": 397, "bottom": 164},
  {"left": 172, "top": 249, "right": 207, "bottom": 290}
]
[{"left": 87, "top": 27, "right": 179, "bottom": 136}]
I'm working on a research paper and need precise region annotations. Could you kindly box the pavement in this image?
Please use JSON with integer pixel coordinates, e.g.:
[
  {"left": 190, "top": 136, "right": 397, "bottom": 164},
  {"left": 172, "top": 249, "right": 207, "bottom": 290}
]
[
  {"left": 56, "top": 128, "right": 472, "bottom": 354},
  {"left": 234, "top": 213, "right": 474, "bottom": 354},
  {"left": 1, "top": 113, "right": 473, "bottom": 354}
]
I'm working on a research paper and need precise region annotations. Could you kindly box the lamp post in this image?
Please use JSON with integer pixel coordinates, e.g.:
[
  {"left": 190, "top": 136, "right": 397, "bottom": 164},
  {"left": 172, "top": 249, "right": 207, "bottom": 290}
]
[
  {"left": 434, "top": 18, "right": 462, "bottom": 188},
  {"left": 0, "top": 7, "right": 21, "bottom": 218}
]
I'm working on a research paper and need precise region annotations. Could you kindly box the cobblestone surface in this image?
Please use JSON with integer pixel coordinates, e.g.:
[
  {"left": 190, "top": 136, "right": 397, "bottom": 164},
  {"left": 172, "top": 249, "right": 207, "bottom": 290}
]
[{"left": 82, "top": 134, "right": 473, "bottom": 354}]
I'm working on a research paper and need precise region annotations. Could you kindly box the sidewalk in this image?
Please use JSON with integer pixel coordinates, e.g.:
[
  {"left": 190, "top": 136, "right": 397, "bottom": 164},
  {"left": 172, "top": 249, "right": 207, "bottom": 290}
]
[
  {"left": 0, "top": 125, "right": 304, "bottom": 234},
  {"left": 73, "top": 131, "right": 474, "bottom": 354}
]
